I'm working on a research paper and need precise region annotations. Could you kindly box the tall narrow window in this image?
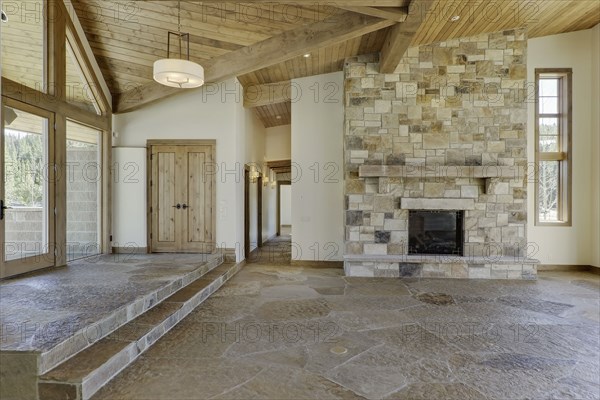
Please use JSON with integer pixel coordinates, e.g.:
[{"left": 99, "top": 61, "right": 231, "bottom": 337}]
[
  {"left": 535, "top": 69, "right": 572, "bottom": 226},
  {"left": 66, "top": 120, "right": 102, "bottom": 261},
  {"left": 66, "top": 41, "right": 101, "bottom": 115}
]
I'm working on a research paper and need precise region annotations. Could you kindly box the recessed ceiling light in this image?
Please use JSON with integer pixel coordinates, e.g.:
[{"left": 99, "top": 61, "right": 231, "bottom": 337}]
[
  {"left": 276, "top": 115, "right": 282, "bottom": 119},
  {"left": 450, "top": 15, "right": 460, "bottom": 22},
  {"left": 303, "top": 53, "right": 311, "bottom": 58}
]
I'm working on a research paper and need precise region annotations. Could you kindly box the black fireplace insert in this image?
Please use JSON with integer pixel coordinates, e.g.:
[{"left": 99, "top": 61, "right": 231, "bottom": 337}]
[{"left": 408, "top": 210, "right": 464, "bottom": 255}]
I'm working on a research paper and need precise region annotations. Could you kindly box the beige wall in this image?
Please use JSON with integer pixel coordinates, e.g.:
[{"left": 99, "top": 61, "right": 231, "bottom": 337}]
[
  {"left": 280, "top": 185, "right": 292, "bottom": 226},
  {"left": 113, "top": 79, "right": 276, "bottom": 261},
  {"left": 112, "top": 148, "right": 146, "bottom": 246},
  {"left": 527, "top": 27, "right": 600, "bottom": 267},
  {"left": 264, "top": 125, "right": 291, "bottom": 241},
  {"left": 236, "top": 101, "right": 272, "bottom": 254},
  {"left": 592, "top": 24, "right": 600, "bottom": 268},
  {"left": 265, "top": 125, "right": 291, "bottom": 161},
  {"left": 291, "top": 72, "right": 344, "bottom": 262}
]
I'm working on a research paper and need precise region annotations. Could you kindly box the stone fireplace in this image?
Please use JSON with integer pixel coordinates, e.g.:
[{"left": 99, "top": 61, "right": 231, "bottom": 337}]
[{"left": 343, "top": 28, "right": 538, "bottom": 279}]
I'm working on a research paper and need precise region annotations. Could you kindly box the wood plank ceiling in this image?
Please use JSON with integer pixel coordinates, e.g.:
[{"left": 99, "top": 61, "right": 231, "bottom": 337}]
[{"left": 65, "top": 0, "right": 600, "bottom": 127}]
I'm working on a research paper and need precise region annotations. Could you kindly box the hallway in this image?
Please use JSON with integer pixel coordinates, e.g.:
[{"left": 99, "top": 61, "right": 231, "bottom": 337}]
[{"left": 248, "top": 232, "right": 292, "bottom": 265}]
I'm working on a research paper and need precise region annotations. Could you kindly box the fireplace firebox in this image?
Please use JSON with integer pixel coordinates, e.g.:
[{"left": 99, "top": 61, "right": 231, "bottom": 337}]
[{"left": 408, "top": 210, "right": 464, "bottom": 256}]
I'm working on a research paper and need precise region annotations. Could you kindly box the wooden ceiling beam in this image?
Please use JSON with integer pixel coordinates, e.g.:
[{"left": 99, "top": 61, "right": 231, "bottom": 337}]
[
  {"left": 114, "top": 12, "right": 395, "bottom": 113},
  {"left": 63, "top": 0, "right": 112, "bottom": 111},
  {"left": 337, "top": 6, "right": 408, "bottom": 22},
  {"left": 266, "top": 160, "right": 292, "bottom": 169},
  {"left": 196, "top": 1, "right": 407, "bottom": 5},
  {"left": 272, "top": 167, "right": 292, "bottom": 174},
  {"left": 244, "top": 81, "right": 292, "bottom": 108},
  {"left": 379, "top": 0, "right": 435, "bottom": 74}
]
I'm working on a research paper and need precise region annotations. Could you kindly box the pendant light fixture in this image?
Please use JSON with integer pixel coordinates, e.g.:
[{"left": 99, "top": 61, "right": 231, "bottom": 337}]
[{"left": 153, "top": 0, "right": 204, "bottom": 88}]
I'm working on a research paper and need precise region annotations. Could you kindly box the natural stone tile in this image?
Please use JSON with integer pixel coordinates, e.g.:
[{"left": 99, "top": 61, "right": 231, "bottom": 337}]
[
  {"left": 385, "top": 382, "right": 486, "bottom": 400},
  {"left": 399, "top": 263, "right": 421, "bottom": 277},
  {"left": 496, "top": 296, "right": 574, "bottom": 316},
  {"left": 374, "top": 231, "right": 391, "bottom": 244},
  {"left": 0, "top": 353, "right": 38, "bottom": 400},
  {"left": 38, "top": 383, "right": 78, "bottom": 400},
  {"left": 345, "top": 211, "right": 363, "bottom": 226},
  {"left": 509, "top": 64, "right": 526, "bottom": 79},
  {"left": 76, "top": 251, "right": 600, "bottom": 400},
  {"left": 364, "top": 243, "right": 388, "bottom": 255},
  {"left": 305, "top": 331, "right": 380, "bottom": 374},
  {"left": 216, "top": 365, "right": 364, "bottom": 400},
  {"left": 94, "top": 358, "right": 264, "bottom": 400},
  {"left": 424, "top": 183, "right": 446, "bottom": 197},
  {"left": 461, "top": 185, "right": 479, "bottom": 198},
  {"left": 433, "top": 47, "right": 455, "bottom": 65},
  {"left": 325, "top": 345, "right": 420, "bottom": 398},
  {"left": 373, "top": 195, "right": 396, "bottom": 212},
  {"left": 254, "top": 298, "right": 331, "bottom": 321},
  {"left": 422, "top": 133, "right": 450, "bottom": 149},
  {"left": 345, "top": 179, "right": 365, "bottom": 194}
]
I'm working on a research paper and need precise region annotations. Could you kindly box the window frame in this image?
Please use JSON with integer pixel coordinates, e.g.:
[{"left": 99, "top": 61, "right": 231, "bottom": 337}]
[
  {"left": 2, "top": 0, "right": 112, "bottom": 276},
  {"left": 534, "top": 68, "right": 572, "bottom": 227}
]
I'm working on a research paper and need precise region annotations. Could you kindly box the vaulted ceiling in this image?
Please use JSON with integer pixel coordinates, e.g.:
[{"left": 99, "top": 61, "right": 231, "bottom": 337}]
[{"left": 68, "top": 0, "right": 600, "bottom": 127}]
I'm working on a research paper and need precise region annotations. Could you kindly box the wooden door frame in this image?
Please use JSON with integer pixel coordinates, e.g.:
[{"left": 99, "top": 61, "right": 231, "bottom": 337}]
[
  {"left": 244, "top": 165, "right": 250, "bottom": 260},
  {"left": 276, "top": 180, "right": 291, "bottom": 236},
  {"left": 257, "top": 175, "right": 263, "bottom": 248},
  {"left": 146, "top": 139, "right": 216, "bottom": 253},
  {"left": 244, "top": 165, "right": 264, "bottom": 260}
]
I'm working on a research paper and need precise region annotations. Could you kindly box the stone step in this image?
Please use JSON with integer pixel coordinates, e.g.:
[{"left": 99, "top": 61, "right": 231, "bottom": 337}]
[
  {"left": 36, "top": 253, "right": 224, "bottom": 376},
  {"left": 38, "top": 262, "right": 242, "bottom": 400}
]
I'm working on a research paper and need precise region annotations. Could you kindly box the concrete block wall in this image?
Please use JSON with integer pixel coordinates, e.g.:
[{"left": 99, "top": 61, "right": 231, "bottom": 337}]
[{"left": 66, "top": 147, "right": 100, "bottom": 258}]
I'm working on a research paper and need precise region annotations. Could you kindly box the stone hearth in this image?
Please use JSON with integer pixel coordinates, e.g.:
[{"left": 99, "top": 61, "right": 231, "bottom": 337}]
[{"left": 343, "top": 28, "right": 538, "bottom": 279}]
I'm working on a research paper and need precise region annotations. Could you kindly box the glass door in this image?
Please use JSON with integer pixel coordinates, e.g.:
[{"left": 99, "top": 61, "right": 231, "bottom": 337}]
[{"left": 1, "top": 98, "right": 55, "bottom": 278}]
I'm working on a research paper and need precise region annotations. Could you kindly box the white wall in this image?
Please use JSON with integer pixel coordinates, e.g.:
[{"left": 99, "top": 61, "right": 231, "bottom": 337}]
[
  {"left": 111, "top": 148, "right": 146, "bottom": 247},
  {"left": 528, "top": 27, "right": 600, "bottom": 267},
  {"left": 592, "top": 24, "right": 600, "bottom": 268},
  {"left": 263, "top": 183, "right": 277, "bottom": 242},
  {"left": 291, "top": 72, "right": 344, "bottom": 261},
  {"left": 113, "top": 79, "right": 243, "bottom": 259},
  {"left": 280, "top": 185, "right": 292, "bottom": 226},
  {"left": 236, "top": 102, "right": 269, "bottom": 253},
  {"left": 265, "top": 125, "right": 291, "bottom": 160},
  {"left": 112, "top": 79, "right": 281, "bottom": 260},
  {"left": 261, "top": 123, "right": 290, "bottom": 243}
]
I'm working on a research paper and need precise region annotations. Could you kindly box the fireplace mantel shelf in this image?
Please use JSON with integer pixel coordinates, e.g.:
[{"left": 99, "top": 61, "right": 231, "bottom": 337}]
[{"left": 359, "top": 165, "right": 525, "bottom": 179}]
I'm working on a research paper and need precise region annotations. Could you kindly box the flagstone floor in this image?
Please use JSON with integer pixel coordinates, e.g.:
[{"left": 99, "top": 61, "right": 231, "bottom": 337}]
[{"left": 93, "top": 242, "right": 600, "bottom": 399}]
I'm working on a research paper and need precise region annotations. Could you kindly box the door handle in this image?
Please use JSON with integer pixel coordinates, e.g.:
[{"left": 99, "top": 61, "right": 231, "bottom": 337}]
[
  {"left": 182, "top": 204, "right": 189, "bottom": 210},
  {"left": 0, "top": 200, "right": 10, "bottom": 220},
  {"left": 173, "top": 204, "right": 181, "bottom": 209}
]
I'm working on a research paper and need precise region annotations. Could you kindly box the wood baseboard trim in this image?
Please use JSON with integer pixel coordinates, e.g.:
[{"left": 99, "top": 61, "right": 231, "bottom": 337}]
[
  {"left": 538, "top": 264, "right": 598, "bottom": 273},
  {"left": 290, "top": 260, "right": 344, "bottom": 268},
  {"left": 586, "top": 266, "right": 600, "bottom": 275}
]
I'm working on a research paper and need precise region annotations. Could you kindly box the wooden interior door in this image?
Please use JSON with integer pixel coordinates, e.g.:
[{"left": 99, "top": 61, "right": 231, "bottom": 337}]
[
  {"left": 182, "top": 145, "right": 214, "bottom": 252},
  {"left": 150, "top": 142, "right": 215, "bottom": 253}
]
